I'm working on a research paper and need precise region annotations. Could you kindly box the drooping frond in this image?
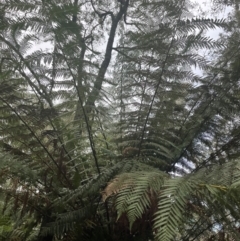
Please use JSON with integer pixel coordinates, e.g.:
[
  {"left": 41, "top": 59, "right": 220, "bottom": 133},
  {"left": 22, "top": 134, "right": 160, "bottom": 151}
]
[{"left": 104, "top": 171, "right": 168, "bottom": 228}]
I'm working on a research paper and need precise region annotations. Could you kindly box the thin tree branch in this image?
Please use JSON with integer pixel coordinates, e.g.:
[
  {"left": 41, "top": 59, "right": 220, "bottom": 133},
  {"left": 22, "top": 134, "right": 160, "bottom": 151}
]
[
  {"left": 85, "top": 0, "right": 129, "bottom": 114},
  {"left": 90, "top": 0, "right": 114, "bottom": 19}
]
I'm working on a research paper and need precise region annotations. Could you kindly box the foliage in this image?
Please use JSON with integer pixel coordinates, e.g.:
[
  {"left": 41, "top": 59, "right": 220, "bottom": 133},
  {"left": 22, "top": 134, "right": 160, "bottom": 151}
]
[{"left": 1, "top": 0, "right": 240, "bottom": 240}]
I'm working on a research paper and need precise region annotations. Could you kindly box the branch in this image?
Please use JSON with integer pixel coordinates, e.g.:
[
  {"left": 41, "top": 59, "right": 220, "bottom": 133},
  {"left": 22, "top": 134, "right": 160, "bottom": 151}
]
[
  {"left": 112, "top": 47, "right": 140, "bottom": 63},
  {"left": 90, "top": 0, "right": 114, "bottom": 19},
  {"left": 86, "top": 1, "right": 129, "bottom": 114}
]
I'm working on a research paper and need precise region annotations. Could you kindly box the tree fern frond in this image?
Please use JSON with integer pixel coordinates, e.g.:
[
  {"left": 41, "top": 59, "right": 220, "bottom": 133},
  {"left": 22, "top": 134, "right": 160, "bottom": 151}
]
[
  {"left": 154, "top": 175, "right": 197, "bottom": 241},
  {"left": 114, "top": 171, "right": 167, "bottom": 229},
  {"left": 40, "top": 205, "right": 93, "bottom": 238}
]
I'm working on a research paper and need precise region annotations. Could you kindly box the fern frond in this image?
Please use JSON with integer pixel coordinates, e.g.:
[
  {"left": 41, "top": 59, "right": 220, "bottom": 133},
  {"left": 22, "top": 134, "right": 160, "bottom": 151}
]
[{"left": 154, "top": 175, "right": 197, "bottom": 241}]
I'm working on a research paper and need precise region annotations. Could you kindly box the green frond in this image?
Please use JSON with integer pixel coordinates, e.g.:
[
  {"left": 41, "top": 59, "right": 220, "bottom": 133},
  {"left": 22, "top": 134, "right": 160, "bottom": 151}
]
[
  {"left": 0, "top": 215, "right": 12, "bottom": 240},
  {"left": 0, "top": 0, "right": 239, "bottom": 240},
  {"left": 114, "top": 171, "right": 167, "bottom": 229},
  {"left": 41, "top": 205, "right": 93, "bottom": 238},
  {"left": 154, "top": 175, "right": 197, "bottom": 241}
]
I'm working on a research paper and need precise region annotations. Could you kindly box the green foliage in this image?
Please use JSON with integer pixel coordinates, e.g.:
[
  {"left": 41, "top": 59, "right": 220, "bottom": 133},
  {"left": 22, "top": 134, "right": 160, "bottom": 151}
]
[
  {"left": 107, "top": 171, "right": 167, "bottom": 228},
  {"left": 1, "top": 0, "right": 240, "bottom": 240},
  {"left": 0, "top": 215, "right": 12, "bottom": 241}
]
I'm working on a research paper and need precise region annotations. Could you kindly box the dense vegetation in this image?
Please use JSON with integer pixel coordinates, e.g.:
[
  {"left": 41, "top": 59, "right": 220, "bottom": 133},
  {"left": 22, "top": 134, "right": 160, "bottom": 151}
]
[{"left": 1, "top": 0, "right": 240, "bottom": 240}]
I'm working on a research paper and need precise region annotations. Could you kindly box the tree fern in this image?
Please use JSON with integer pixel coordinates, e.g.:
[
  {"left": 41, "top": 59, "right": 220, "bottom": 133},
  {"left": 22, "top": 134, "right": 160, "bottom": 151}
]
[{"left": 1, "top": 0, "right": 240, "bottom": 240}]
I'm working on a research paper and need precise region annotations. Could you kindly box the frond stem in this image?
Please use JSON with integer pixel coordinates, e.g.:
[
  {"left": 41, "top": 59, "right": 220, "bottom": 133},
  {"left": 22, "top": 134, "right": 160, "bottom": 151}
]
[{"left": 0, "top": 97, "right": 72, "bottom": 188}]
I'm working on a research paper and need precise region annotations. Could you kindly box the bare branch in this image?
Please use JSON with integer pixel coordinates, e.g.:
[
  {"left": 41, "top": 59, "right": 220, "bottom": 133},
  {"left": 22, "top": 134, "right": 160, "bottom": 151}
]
[{"left": 90, "top": 0, "right": 114, "bottom": 19}]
